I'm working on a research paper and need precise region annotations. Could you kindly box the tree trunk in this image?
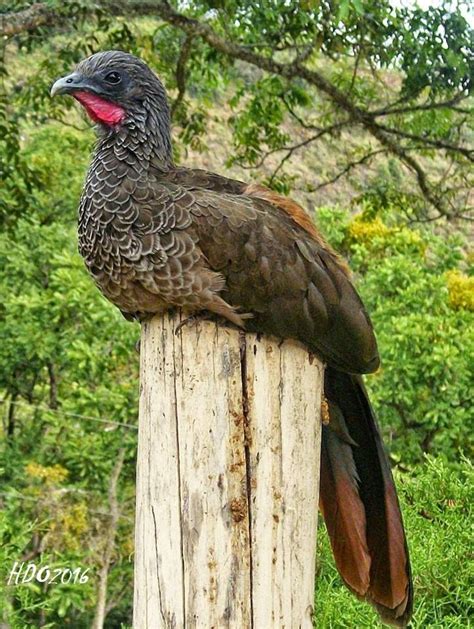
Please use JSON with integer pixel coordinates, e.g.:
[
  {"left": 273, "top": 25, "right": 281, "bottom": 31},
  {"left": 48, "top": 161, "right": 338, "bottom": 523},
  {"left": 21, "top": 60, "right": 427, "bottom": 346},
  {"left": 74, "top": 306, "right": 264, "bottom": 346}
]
[
  {"left": 92, "top": 448, "right": 125, "bottom": 629},
  {"left": 134, "top": 312, "right": 323, "bottom": 628}
]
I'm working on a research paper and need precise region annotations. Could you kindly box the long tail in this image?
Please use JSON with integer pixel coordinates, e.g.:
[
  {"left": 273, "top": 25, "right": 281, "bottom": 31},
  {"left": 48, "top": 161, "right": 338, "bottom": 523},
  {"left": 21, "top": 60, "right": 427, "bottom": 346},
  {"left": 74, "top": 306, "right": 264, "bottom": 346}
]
[{"left": 319, "top": 367, "right": 413, "bottom": 626}]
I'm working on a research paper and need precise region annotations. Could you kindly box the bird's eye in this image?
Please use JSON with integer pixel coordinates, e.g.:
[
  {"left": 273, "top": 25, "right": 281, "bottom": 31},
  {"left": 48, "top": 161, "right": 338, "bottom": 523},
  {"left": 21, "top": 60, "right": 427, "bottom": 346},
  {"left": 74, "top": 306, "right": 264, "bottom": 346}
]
[{"left": 104, "top": 71, "right": 121, "bottom": 85}]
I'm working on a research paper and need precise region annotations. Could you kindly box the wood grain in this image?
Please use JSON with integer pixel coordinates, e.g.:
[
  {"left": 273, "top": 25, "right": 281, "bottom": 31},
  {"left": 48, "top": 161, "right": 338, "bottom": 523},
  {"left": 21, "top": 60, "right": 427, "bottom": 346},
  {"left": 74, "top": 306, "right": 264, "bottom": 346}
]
[{"left": 134, "top": 312, "right": 322, "bottom": 628}]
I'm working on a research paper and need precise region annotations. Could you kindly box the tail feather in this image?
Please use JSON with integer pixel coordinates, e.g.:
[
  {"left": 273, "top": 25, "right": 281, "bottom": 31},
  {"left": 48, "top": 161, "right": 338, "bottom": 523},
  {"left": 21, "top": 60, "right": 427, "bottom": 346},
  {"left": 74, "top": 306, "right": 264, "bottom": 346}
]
[
  {"left": 320, "top": 424, "right": 371, "bottom": 596},
  {"left": 320, "top": 367, "right": 413, "bottom": 626}
]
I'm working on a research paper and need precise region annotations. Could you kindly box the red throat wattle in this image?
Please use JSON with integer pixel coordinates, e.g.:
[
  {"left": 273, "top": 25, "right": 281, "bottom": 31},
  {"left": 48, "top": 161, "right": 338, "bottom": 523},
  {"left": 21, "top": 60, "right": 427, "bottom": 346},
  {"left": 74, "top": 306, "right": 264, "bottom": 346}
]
[{"left": 73, "top": 91, "right": 125, "bottom": 125}]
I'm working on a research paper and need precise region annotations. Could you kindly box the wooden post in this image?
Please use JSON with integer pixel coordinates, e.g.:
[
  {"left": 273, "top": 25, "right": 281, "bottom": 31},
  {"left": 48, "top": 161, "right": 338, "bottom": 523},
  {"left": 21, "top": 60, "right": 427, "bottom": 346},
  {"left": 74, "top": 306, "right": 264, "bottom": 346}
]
[{"left": 134, "top": 312, "right": 323, "bottom": 628}]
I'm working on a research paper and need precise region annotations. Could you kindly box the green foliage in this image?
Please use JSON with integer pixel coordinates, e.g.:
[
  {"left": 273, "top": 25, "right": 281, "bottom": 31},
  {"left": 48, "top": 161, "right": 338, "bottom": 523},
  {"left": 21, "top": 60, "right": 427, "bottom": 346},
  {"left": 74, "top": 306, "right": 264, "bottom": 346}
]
[
  {"left": 229, "top": 76, "right": 291, "bottom": 166},
  {"left": 0, "top": 123, "right": 138, "bottom": 626},
  {"left": 396, "top": 6, "right": 473, "bottom": 98},
  {"left": 1, "top": 118, "right": 471, "bottom": 622},
  {"left": 197, "top": 0, "right": 472, "bottom": 99},
  {"left": 316, "top": 203, "right": 473, "bottom": 462}
]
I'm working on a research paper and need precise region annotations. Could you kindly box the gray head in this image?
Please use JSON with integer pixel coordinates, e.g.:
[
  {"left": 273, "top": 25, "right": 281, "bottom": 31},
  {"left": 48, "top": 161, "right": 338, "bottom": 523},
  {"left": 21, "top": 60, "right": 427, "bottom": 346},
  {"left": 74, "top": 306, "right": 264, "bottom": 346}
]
[{"left": 51, "top": 50, "right": 171, "bottom": 153}]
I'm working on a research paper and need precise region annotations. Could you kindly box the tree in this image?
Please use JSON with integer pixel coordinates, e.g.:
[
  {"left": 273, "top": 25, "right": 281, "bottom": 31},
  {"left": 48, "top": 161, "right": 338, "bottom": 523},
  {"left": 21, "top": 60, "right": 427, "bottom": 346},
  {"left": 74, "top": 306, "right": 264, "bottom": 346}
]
[{"left": 1, "top": 0, "right": 473, "bottom": 221}]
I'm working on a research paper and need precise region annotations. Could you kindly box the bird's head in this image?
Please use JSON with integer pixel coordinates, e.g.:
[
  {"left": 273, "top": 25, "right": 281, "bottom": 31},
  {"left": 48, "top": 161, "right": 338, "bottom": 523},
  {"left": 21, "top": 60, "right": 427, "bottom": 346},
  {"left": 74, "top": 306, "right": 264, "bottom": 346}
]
[{"left": 51, "top": 50, "right": 170, "bottom": 130}]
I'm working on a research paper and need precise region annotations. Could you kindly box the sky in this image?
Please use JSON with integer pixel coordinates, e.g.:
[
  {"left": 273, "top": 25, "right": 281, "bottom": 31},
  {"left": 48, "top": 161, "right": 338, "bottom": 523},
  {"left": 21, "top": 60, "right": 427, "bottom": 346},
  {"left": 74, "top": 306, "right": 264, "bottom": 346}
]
[{"left": 397, "top": 0, "right": 474, "bottom": 25}]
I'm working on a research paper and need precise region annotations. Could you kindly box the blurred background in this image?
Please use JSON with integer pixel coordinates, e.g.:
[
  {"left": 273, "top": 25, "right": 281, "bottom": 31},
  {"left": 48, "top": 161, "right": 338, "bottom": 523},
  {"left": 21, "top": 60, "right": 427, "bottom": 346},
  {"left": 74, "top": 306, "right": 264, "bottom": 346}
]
[{"left": 0, "top": 1, "right": 472, "bottom": 626}]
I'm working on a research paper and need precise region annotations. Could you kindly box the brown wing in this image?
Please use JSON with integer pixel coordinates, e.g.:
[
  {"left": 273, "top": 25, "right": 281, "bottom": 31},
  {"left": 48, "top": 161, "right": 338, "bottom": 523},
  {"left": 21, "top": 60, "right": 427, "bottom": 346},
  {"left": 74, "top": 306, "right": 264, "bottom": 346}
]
[{"left": 173, "top": 178, "right": 379, "bottom": 374}]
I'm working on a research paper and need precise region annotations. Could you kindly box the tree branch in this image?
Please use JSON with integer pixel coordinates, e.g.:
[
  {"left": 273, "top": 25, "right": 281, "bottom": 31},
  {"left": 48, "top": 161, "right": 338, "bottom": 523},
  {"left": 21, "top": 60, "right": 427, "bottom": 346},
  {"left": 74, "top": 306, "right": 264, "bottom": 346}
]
[
  {"left": 266, "top": 122, "right": 351, "bottom": 184},
  {"left": 92, "top": 448, "right": 125, "bottom": 629},
  {"left": 376, "top": 124, "right": 474, "bottom": 161},
  {"left": 171, "top": 33, "right": 194, "bottom": 118},
  {"left": 372, "top": 93, "right": 471, "bottom": 117},
  {"left": 0, "top": 3, "right": 55, "bottom": 37},
  {"left": 0, "top": 0, "right": 159, "bottom": 37},
  {"left": 314, "top": 149, "right": 387, "bottom": 191},
  {"left": 236, "top": 120, "right": 349, "bottom": 170},
  {"left": 152, "top": 1, "right": 465, "bottom": 216},
  {"left": 46, "top": 362, "right": 58, "bottom": 410},
  {"left": 348, "top": 45, "right": 363, "bottom": 95},
  {"left": 153, "top": 1, "right": 366, "bottom": 116},
  {"left": 280, "top": 94, "right": 324, "bottom": 131},
  {"left": 6, "top": 393, "right": 17, "bottom": 441}
]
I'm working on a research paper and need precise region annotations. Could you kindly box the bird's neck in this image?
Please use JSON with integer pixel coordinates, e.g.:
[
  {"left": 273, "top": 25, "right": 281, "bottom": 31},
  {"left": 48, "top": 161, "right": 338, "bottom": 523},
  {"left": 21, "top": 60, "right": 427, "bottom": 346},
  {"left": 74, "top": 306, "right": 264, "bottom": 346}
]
[{"left": 96, "top": 105, "right": 174, "bottom": 172}]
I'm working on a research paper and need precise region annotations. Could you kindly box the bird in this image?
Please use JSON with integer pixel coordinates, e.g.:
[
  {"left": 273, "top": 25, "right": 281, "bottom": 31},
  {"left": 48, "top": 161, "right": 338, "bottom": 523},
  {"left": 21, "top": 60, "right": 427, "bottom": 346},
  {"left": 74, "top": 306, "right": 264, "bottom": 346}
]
[{"left": 51, "top": 50, "right": 413, "bottom": 626}]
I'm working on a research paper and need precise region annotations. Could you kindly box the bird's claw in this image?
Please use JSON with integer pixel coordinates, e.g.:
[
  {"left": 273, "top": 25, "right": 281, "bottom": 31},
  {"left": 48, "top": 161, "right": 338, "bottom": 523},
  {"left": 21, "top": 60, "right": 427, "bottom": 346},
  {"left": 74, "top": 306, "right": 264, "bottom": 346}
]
[{"left": 174, "top": 312, "right": 211, "bottom": 335}]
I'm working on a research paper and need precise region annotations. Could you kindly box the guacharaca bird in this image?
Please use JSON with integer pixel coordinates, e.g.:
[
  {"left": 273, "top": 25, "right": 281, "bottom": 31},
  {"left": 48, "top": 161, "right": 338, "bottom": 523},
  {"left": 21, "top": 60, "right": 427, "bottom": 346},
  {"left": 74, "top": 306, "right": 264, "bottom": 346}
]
[{"left": 51, "top": 50, "right": 413, "bottom": 626}]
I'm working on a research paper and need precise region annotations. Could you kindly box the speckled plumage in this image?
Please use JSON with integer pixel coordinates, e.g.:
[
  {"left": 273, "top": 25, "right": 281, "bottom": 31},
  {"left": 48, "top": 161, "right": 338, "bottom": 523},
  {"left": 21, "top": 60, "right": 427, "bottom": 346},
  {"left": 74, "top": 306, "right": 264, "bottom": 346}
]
[
  {"left": 52, "top": 51, "right": 413, "bottom": 626},
  {"left": 75, "top": 51, "right": 378, "bottom": 372}
]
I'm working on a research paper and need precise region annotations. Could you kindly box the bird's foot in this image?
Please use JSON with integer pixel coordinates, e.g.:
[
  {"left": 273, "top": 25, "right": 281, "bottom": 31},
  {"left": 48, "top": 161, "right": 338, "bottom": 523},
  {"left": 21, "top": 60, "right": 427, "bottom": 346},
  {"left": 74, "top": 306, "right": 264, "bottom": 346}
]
[
  {"left": 174, "top": 312, "right": 213, "bottom": 335},
  {"left": 120, "top": 310, "right": 154, "bottom": 323}
]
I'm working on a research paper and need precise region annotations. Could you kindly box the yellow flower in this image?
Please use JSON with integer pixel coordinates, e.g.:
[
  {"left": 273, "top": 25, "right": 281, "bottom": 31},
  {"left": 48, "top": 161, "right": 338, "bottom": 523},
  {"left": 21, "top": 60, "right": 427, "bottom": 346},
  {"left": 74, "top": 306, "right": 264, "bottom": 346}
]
[
  {"left": 347, "top": 214, "right": 425, "bottom": 256},
  {"left": 348, "top": 216, "right": 391, "bottom": 243},
  {"left": 25, "top": 462, "right": 69, "bottom": 484},
  {"left": 446, "top": 270, "right": 474, "bottom": 311},
  {"left": 60, "top": 503, "right": 89, "bottom": 551}
]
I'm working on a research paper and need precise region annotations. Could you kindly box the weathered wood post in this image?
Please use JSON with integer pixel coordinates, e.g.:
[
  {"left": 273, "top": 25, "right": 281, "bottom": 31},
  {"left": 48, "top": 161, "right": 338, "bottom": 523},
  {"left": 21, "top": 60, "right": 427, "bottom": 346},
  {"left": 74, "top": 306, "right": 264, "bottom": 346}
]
[{"left": 134, "top": 311, "right": 323, "bottom": 628}]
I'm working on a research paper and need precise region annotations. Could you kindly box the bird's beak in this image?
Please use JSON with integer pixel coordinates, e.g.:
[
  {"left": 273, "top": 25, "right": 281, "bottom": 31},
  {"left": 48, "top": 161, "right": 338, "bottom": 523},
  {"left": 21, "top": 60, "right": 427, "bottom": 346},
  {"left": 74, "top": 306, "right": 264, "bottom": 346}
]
[{"left": 50, "top": 72, "right": 95, "bottom": 97}]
